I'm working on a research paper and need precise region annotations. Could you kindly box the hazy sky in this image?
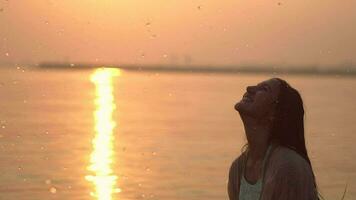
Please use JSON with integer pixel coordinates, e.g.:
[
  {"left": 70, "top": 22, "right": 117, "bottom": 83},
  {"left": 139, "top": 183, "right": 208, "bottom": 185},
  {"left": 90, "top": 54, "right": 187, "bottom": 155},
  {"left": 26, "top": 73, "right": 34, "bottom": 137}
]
[{"left": 0, "top": 0, "right": 355, "bottom": 67}]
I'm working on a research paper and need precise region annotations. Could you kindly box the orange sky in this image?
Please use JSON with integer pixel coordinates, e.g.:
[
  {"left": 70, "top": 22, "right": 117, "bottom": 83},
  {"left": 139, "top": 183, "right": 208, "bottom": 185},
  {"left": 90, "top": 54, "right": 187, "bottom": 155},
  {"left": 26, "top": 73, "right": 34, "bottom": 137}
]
[{"left": 0, "top": 0, "right": 355, "bottom": 67}]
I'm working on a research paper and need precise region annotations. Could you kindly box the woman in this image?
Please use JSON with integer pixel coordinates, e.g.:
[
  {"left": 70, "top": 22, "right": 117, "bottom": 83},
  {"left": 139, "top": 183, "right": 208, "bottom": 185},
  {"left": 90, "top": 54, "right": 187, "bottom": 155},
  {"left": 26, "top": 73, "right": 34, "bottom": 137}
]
[{"left": 228, "top": 77, "right": 320, "bottom": 200}]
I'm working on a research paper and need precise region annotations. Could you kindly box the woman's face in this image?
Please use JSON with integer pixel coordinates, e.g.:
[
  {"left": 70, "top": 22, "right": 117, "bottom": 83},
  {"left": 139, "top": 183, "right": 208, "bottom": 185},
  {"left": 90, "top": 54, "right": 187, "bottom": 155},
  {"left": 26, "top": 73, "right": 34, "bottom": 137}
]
[{"left": 235, "top": 78, "right": 281, "bottom": 120}]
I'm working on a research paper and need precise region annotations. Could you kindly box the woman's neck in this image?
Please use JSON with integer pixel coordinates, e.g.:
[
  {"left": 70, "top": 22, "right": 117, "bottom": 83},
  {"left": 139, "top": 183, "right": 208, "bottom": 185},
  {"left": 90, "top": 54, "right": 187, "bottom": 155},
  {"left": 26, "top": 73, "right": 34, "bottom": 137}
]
[
  {"left": 242, "top": 115, "right": 270, "bottom": 163},
  {"left": 247, "top": 141, "right": 269, "bottom": 163}
]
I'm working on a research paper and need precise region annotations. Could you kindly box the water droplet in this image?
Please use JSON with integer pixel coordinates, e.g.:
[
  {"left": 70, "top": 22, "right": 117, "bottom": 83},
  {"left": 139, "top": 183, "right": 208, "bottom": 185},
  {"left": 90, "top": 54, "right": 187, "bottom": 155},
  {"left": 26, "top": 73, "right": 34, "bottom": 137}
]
[
  {"left": 49, "top": 187, "right": 57, "bottom": 194},
  {"left": 141, "top": 53, "right": 145, "bottom": 58},
  {"left": 152, "top": 151, "right": 157, "bottom": 156},
  {"left": 70, "top": 63, "right": 75, "bottom": 67},
  {"left": 162, "top": 54, "right": 168, "bottom": 58},
  {"left": 45, "top": 21, "right": 49, "bottom": 25},
  {"left": 5, "top": 52, "right": 9, "bottom": 57},
  {"left": 1, "top": 125, "right": 5, "bottom": 129},
  {"left": 45, "top": 179, "right": 51, "bottom": 184}
]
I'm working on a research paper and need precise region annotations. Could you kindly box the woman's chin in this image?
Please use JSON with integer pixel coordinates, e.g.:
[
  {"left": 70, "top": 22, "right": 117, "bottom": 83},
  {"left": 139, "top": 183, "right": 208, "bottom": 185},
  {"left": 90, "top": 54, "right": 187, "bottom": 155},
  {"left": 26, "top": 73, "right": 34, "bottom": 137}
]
[
  {"left": 235, "top": 100, "right": 252, "bottom": 113},
  {"left": 234, "top": 101, "right": 244, "bottom": 111}
]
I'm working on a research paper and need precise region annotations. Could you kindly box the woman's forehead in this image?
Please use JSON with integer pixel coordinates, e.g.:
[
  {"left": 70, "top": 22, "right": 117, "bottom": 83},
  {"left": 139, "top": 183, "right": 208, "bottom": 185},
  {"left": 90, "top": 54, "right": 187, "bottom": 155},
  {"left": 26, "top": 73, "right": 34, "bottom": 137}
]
[{"left": 259, "top": 78, "right": 281, "bottom": 92}]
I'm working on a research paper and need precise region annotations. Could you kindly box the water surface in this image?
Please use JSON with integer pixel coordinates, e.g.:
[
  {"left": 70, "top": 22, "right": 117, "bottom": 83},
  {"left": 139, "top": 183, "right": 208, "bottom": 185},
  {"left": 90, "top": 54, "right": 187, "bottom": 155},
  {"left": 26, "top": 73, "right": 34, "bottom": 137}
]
[{"left": 0, "top": 67, "right": 355, "bottom": 199}]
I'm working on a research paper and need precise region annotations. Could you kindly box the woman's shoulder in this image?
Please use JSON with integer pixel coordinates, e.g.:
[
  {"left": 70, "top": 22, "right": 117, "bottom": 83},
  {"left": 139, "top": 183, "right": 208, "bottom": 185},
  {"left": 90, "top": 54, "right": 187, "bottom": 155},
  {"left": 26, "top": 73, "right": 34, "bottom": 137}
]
[
  {"left": 269, "top": 145, "right": 312, "bottom": 175},
  {"left": 228, "top": 151, "right": 248, "bottom": 178},
  {"left": 263, "top": 146, "right": 318, "bottom": 200},
  {"left": 229, "top": 151, "right": 247, "bottom": 169},
  {"left": 273, "top": 145, "right": 307, "bottom": 163}
]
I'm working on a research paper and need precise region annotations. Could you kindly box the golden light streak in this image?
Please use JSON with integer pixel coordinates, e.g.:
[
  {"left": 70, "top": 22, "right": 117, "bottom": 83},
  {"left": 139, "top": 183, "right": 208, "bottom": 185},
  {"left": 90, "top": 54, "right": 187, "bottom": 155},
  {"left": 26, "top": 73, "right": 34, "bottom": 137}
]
[{"left": 86, "top": 68, "right": 121, "bottom": 200}]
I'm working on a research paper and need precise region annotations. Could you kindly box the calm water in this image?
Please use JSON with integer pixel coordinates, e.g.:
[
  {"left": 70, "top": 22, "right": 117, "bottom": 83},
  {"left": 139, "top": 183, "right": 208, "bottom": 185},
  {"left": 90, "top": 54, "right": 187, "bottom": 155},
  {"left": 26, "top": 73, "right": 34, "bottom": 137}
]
[{"left": 0, "top": 67, "right": 355, "bottom": 200}]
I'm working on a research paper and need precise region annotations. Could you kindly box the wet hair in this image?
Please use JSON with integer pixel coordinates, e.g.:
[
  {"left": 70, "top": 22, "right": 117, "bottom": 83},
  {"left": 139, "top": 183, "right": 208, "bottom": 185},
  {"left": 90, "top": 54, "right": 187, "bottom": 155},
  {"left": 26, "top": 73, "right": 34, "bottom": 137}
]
[
  {"left": 269, "top": 78, "right": 310, "bottom": 163},
  {"left": 269, "top": 78, "right": 321, "bottom": 199}
]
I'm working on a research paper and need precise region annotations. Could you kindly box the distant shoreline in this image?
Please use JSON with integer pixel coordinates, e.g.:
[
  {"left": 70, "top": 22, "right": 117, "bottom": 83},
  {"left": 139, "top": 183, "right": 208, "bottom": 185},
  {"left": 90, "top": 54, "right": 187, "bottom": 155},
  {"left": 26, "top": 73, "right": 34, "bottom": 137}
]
[{"left": 37, "top": 62, "right": 356, "bottom": 76}]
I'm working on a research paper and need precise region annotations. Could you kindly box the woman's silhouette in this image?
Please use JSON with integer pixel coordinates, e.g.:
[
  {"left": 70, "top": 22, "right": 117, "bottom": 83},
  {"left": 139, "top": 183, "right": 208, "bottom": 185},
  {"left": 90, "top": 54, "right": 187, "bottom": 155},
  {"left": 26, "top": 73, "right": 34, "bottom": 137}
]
[{"left": 228, "top": 77, "right": 320, "bottom": 200}]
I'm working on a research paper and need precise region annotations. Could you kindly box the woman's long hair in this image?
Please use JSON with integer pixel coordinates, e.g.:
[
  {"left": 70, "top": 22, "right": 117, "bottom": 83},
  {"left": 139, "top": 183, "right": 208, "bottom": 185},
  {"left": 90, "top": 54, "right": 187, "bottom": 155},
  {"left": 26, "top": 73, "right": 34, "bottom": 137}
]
[
  {"left": 242, "top": 78, "right": 322, "bottom": 199},
  {"left": 269, "top": 78, "right": 322, "bottom": 199},
  {"left": 269, "top": 78, "right": 310, "bottom": 163}
]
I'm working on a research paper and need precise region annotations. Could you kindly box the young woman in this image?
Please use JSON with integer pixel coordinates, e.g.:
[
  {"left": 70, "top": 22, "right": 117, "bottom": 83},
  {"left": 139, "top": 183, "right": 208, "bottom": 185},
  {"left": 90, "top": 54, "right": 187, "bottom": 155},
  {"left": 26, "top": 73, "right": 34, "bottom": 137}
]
[{"left": 228, "top": 77, "right": 320, "bottom": 200}]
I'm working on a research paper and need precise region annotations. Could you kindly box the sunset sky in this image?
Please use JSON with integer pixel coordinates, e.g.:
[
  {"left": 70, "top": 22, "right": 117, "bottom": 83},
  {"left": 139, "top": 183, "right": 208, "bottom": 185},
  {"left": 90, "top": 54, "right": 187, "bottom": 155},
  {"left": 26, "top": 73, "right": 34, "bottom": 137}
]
[{"left": 0, "top": 0, "right": 355, "bottom": 67}]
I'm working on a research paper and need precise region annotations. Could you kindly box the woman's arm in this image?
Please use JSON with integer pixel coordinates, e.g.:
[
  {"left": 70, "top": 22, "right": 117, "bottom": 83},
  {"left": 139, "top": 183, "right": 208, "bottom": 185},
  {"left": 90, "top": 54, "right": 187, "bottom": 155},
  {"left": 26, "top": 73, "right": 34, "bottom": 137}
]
[{"left": 228, "top": 158, "right": 239, "bottom": 200}]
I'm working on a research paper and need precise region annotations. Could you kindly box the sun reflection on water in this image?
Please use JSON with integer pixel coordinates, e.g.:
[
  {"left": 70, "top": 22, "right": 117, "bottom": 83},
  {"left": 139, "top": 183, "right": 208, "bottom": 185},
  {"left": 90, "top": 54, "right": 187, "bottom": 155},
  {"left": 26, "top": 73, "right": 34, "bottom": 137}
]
[{"left": 86, "top": 68, "right": 121, "bottom": 200}]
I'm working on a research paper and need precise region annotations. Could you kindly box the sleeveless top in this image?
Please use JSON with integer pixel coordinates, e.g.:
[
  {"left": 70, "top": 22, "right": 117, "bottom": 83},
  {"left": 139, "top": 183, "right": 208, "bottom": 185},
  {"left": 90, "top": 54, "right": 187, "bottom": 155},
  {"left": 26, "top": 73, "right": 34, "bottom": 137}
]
[{"left": 239, "top": 144, "right": 273, "bottom": 200}]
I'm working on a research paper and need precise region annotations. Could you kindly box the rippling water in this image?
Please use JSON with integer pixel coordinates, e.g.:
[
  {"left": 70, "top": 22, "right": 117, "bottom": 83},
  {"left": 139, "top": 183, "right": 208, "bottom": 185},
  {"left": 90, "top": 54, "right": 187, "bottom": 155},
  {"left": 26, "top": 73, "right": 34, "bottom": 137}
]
[{"left": 0, "top": 67, "right": 355, "bottom": 199}]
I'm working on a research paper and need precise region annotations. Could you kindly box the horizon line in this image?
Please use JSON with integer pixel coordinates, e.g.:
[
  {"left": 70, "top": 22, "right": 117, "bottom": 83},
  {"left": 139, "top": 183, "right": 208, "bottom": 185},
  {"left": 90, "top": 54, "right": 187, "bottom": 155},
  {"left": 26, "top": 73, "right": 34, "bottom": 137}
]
[{"left": 35, "top": 62, "right": 356, "bottom": 77}]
